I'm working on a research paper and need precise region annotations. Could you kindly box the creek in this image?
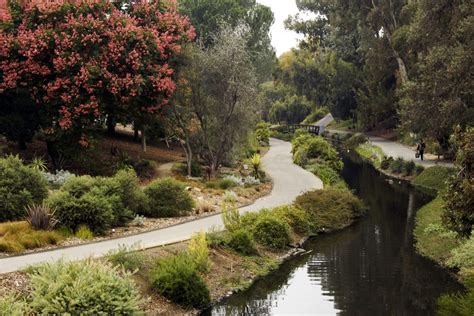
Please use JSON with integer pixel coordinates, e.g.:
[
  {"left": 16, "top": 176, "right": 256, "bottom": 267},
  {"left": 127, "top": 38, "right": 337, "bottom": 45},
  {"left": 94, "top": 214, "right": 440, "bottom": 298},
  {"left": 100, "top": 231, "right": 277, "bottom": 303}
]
[{"left": 202, "top": 152, "right": 463, "bottom": 315}]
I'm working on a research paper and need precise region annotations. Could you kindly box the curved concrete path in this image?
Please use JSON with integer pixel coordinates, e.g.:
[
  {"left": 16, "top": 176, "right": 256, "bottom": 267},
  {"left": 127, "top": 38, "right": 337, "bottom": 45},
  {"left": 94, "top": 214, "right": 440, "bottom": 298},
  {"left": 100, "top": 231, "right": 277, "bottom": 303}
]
[
  {"left": 0, "top": 138, "right": 322, "bottom": 273},
  {"left": 322, "top": 113, "right": 452, "bottom": 168}
]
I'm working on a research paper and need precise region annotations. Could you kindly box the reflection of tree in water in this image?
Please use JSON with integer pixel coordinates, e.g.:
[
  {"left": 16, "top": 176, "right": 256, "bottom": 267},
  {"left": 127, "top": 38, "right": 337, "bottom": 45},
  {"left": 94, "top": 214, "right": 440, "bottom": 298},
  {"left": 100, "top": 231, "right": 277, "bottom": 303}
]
[
  {"left": 304, "top": 155, "right": 463, "bottom": 315},
  {"left": 206, "top": 154, "right": 463, "bottom": 315}
]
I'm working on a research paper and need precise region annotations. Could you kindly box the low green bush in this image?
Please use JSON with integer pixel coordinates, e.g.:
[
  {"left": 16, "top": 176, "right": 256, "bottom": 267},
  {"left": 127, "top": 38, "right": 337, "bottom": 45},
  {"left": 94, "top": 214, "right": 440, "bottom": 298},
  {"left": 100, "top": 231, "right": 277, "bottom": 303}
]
[
  {"left": 342, "top": 133, "right": 368, "bottom": 149},
  {"left": 390, "top": 157, "right": 405, "bottom": 174},
  {"left": 74, "top": 225, "right": 94, "bottom": 240},
  {"left": 143, "top": 178, "right": 195, "bottom": 217},
  {"left": 0, "top": 155, "right": 48, "bottom": 222},
  {"left": 295, "top": 188, "right": 365, "bottom": 232},
  {"left": 380, "top": 156, "right": 393, "bottom": 170},
  {"left": 227, "top": 228, "right": 256, "bottom": 255},
  {"left": 292, "top": 134, "right": 343, "bottom": 171},
  {"left": 28, "top": 259, "right": 142, "bottom": 314},
  {"left": 413, "top": 166, "right": 456, "bottom": 191},
  {"left": 404, "top": 160, "right": 416, "bottom": 175},
  {"left": 188, "top": 232, "right": 211, "bottom": 273},
  {"left": 437, "top": 287, "right": 474, "bottom": 316},
  {"left": 306, "top": 163, "right": 340, "bottom": 187},
  {"left": 0, "top": 294, "right": 29, "bottom": 315},
  {"left": 218, "top": 178, "right": 237, "bottom": 190},
  {"left": 447, "top": 236, "right": 474, "bottom": 270},
  {"left": 302, "top": 107, "right": 328, "bottom": 124},
  {"left": 150, "top": 253, "right": 211, "bottom": 309},
  {"left": 255, "top": 121, "right": 271, "bottom": 146},
  {"left": 47, "top": 190, "right": 114, "bottom": 235},
  {"left": 106, "top": 245, "right": 146, "bottom": 272},
  {"left": 273, "top": 205, "right": 311, "bottom": 235},
  {"left": 253, "top": 215, "right": 291, "bottom": 249}
]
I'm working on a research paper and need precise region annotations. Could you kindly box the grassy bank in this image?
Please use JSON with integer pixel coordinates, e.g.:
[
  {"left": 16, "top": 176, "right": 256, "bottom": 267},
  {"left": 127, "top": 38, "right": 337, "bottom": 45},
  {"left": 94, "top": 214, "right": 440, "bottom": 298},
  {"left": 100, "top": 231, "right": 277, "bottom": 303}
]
[
  {"left": 412, "top": 166, "right": 456, "bottom": 192},
  {"left": 355, "top": 143, "right": 384, "bottom": 168}
]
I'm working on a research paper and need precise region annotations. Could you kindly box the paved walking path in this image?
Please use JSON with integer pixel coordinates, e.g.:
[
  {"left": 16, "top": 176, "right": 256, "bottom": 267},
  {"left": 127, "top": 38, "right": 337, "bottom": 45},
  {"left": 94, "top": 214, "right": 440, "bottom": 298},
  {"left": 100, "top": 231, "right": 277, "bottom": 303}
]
[
  {"left": 322, "top": 114, "right": 452, "bottom": 167},
  {"left": 0, "top": 138, "right": 322, "bottom": 273}
]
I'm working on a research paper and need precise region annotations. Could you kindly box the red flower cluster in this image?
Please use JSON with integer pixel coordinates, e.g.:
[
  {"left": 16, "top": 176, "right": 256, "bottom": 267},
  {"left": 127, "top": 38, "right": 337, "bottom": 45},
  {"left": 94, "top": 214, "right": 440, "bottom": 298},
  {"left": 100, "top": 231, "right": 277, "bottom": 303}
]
[{"left": 0, "top": 1, "right": 195, "bottom": 135}]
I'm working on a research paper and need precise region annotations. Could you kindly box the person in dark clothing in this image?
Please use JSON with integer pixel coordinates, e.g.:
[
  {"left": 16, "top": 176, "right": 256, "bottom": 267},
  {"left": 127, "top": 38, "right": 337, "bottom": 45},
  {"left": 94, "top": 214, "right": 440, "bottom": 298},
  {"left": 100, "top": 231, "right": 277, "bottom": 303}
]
[{"left": 417, "top": 139, "right": 426, "bottom": 160}]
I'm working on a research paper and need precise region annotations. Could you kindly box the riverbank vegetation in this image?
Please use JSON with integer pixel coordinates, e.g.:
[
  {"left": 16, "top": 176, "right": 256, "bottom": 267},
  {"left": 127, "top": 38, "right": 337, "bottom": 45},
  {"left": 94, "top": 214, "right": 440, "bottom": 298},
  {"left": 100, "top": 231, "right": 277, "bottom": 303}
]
[{"left": 413, "top": 128, "right": 474, "bottom": 314}]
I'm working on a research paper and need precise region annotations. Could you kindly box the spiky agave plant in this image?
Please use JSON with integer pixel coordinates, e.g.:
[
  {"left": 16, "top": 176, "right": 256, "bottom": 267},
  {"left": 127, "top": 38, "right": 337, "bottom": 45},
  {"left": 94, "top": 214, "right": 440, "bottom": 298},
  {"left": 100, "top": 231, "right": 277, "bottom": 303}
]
[{"left": 26, "top": 203, "right": 59, "bottom": 231}]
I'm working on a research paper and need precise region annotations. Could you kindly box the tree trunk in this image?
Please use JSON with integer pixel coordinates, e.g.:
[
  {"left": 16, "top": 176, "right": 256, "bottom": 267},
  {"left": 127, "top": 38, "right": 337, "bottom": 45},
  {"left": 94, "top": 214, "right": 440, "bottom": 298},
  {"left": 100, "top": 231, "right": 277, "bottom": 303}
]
[
  {"left": 107, "top": 116, "right": 116, "bottom": 136},
  {"left": 133, "top": 124, "right": 139, "bottom": 142},
  {"left": 141, "top": 126, "right": 147, "bottom": 153}
]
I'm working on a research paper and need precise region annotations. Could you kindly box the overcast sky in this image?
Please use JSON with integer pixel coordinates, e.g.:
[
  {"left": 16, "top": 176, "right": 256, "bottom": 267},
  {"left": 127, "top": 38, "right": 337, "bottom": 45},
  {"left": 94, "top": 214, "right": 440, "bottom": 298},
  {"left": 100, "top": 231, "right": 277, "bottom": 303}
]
[{"left": 256, "top": 0, "right": 305, "bottom": 57}]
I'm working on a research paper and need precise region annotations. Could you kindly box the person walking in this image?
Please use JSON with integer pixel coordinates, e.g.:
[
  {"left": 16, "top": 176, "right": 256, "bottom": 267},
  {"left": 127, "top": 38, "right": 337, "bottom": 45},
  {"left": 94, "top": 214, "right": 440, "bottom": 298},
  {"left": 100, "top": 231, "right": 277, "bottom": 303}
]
[{"left": 416, "top": 139, "right": 426, "bottom": 161}]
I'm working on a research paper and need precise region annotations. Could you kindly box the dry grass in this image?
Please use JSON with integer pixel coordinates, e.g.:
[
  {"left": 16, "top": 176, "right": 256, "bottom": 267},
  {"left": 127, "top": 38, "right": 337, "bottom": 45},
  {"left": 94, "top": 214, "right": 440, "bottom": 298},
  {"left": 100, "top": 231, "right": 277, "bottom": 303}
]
[{"left": 0, "top": 221, "right": 64, "bottom": 254}]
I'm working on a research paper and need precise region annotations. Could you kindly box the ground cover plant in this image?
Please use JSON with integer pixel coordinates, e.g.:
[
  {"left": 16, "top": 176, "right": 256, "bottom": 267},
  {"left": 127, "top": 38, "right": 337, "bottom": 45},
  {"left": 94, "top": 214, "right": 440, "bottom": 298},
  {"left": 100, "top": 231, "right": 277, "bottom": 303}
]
[
  {"left": 0, "top": 221, "right": 64, "bottom": 253},
  {"left": 413, "top": 166, "right": 455, "bottom": 192}
]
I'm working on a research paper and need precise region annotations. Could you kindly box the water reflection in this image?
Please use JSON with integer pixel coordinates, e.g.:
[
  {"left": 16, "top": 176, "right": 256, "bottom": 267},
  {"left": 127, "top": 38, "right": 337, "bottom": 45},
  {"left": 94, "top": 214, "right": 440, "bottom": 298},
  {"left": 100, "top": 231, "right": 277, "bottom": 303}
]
[{"left": 204, "top": 153, "right": 463, "bottom": 315}]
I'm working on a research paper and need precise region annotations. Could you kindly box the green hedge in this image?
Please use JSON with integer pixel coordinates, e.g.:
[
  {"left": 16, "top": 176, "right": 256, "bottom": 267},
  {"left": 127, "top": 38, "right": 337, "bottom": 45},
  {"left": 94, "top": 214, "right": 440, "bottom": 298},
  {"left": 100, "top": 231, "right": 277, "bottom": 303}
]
[{"left": 253, "top": 215, "right": 291, "bottom": 249}]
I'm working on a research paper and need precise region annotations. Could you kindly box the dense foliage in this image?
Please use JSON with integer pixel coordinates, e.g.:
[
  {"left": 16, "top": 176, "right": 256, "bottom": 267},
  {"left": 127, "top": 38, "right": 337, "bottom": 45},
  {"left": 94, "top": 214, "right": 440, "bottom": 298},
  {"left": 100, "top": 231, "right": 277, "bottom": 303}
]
[
  {"left": 0, "top": 1, "right": 194, "bottom": 150},
  {"left": 252, "top": 215, "right": 291, "bottom": 249},
  {"left": 442, "top": 127, "right": 474, "bottom": 238},
  {"left": 0, "top": 155, "right": 48, "bottom": 222},
  {"left": 150, "top": 253, "right": 211, "bottom": 309},
  {"left": 28, "top": 260, "right": 142, "bottom": 314},
  {"left": 292, "top": 132, "right": 343, "bottom": 171},
  {"left": 295, "top": 188, "right": 365, "bottom": 232},
  {"left": 144, "top": 178, "right": 195, "bottom": 217}
]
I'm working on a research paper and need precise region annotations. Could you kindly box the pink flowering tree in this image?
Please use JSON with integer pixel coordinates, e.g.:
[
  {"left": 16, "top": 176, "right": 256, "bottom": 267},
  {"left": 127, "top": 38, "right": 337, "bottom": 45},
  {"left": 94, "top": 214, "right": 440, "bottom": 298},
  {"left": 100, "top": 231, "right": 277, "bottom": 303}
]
[{"left": 0, "top": 0, "right": 194, "bottom": 161}]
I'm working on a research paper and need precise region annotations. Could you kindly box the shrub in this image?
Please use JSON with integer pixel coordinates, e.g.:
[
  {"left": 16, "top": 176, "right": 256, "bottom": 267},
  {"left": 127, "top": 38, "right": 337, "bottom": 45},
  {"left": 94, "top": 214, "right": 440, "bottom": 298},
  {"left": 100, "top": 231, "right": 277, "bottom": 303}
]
[
  {"left": 295, "top": 188, "right": 365, "bottom": 232},
  {"left": 222, "top": 191, "right": 237, "bottom": 203},
  {"left": 25, "top": 203, "right": 58, "bottom": 231},
  {"left": 255, "top": 121, "right": 271, "bottom": 145},
  {"left": 447, "top": 235, "right": 474, "bottom": 270},
  {"left": 47, "top": 190, "right": 114, "bottom": 235},
  {"left": 150, "top": 253, "right": 211, "bottom": 309},
  {"left": 188, "top": 232, "right": 211, "bottom": 273},
  {"left": 437, "top": 288, "right": 474, "bottom": 316},
  {"left": 380, "top": 156, "right": 393, "bottom": 170},
  {"left": 306, "top": 163, "right": 340, "bottom": 187},
  {"left": 75, "top": 225, "right": 94, "bottom": 240},
  {"left": 218, "top": 178, "right": 238, "bottom": 190},
  {"left": 343, "top": 133, "right": 368, "bottom": 149},
  {"left": 414, "top": 165, "right": 424, "bottom": 175},
  {"left": 106, "top": 245, "right": 146, "bottom": 272},
  {"left": 243, "top": 176, "right": 260, "bottom": 186},
  {"left": 61, "top": 175, "right": 96, "bottom": 198},
  {"left": 250, "top": 154, "right": 262, "bottom": 179},
  {"left": 223, "top": 175, "right": 243, "bottom": 187},
  {"left": 28, "top": 260, "right": 142, "bottom": 314},
  {"left": 273, "top": 205, "right": 311, "bottom": 235},
  {"left": 41, "top": 170, "right": 74, "bottom": 188},
  {"left": 131, "top": 214, "right": 146, "bottom": 227},
  {"left": 253, "top": 215, "right": 291, "bottom": 249},
  {"left": 96, "top": 169, "right": 145, "bottom": 226},
  {"left": 292, "top": 134, "right": 343, "bottom": 171},
  {"left": 143, "top": 178, "right": 195, "bottom": 217},
  {"left": 227, "top": 228, "right": 256, "bottom": 255},
  {"left": 0, "top": 294, "right": 29, "bottom": 315},
  {"left": 403, "top": 160, "right": 416, "bottom": 175},
  {"left": 222, "top": 202, "right": 241, "bottom": 232},
  {"left": 196, "top": 200, "right": 215, "bottom": 214},
  {"left": 0, "top": 155, "right": 48, "bottom": 222},
  {"left": 390, "top": 157, "right": 405, "bottom": 174},
  {"left": 302, "top": 107, "right": 328, "bottom": 124}
]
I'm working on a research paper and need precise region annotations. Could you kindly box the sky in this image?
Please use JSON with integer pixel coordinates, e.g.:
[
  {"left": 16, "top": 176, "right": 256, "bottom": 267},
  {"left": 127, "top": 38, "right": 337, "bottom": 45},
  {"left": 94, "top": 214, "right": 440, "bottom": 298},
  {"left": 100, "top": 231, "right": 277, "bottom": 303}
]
[{"left": 256, "top": 0, "right": 306, "bottom": 57}]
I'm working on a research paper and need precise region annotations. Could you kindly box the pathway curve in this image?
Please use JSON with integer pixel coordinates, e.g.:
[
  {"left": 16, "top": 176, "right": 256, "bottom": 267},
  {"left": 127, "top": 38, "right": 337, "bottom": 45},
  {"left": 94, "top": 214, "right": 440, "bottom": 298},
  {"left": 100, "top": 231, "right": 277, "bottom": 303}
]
[
  {"left": 0, "top": 139, "right": 322, "bottom": 273},
  {"left": 322, "top": 114, "right": 452, "bottom": 167}
]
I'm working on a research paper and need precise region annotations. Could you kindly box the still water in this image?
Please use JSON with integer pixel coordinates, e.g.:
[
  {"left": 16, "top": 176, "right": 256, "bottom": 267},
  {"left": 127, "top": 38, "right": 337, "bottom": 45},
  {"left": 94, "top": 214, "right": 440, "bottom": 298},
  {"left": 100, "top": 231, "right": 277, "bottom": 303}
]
[{"left": 203, "top": 153, "right": 463, "bottom": 315}]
